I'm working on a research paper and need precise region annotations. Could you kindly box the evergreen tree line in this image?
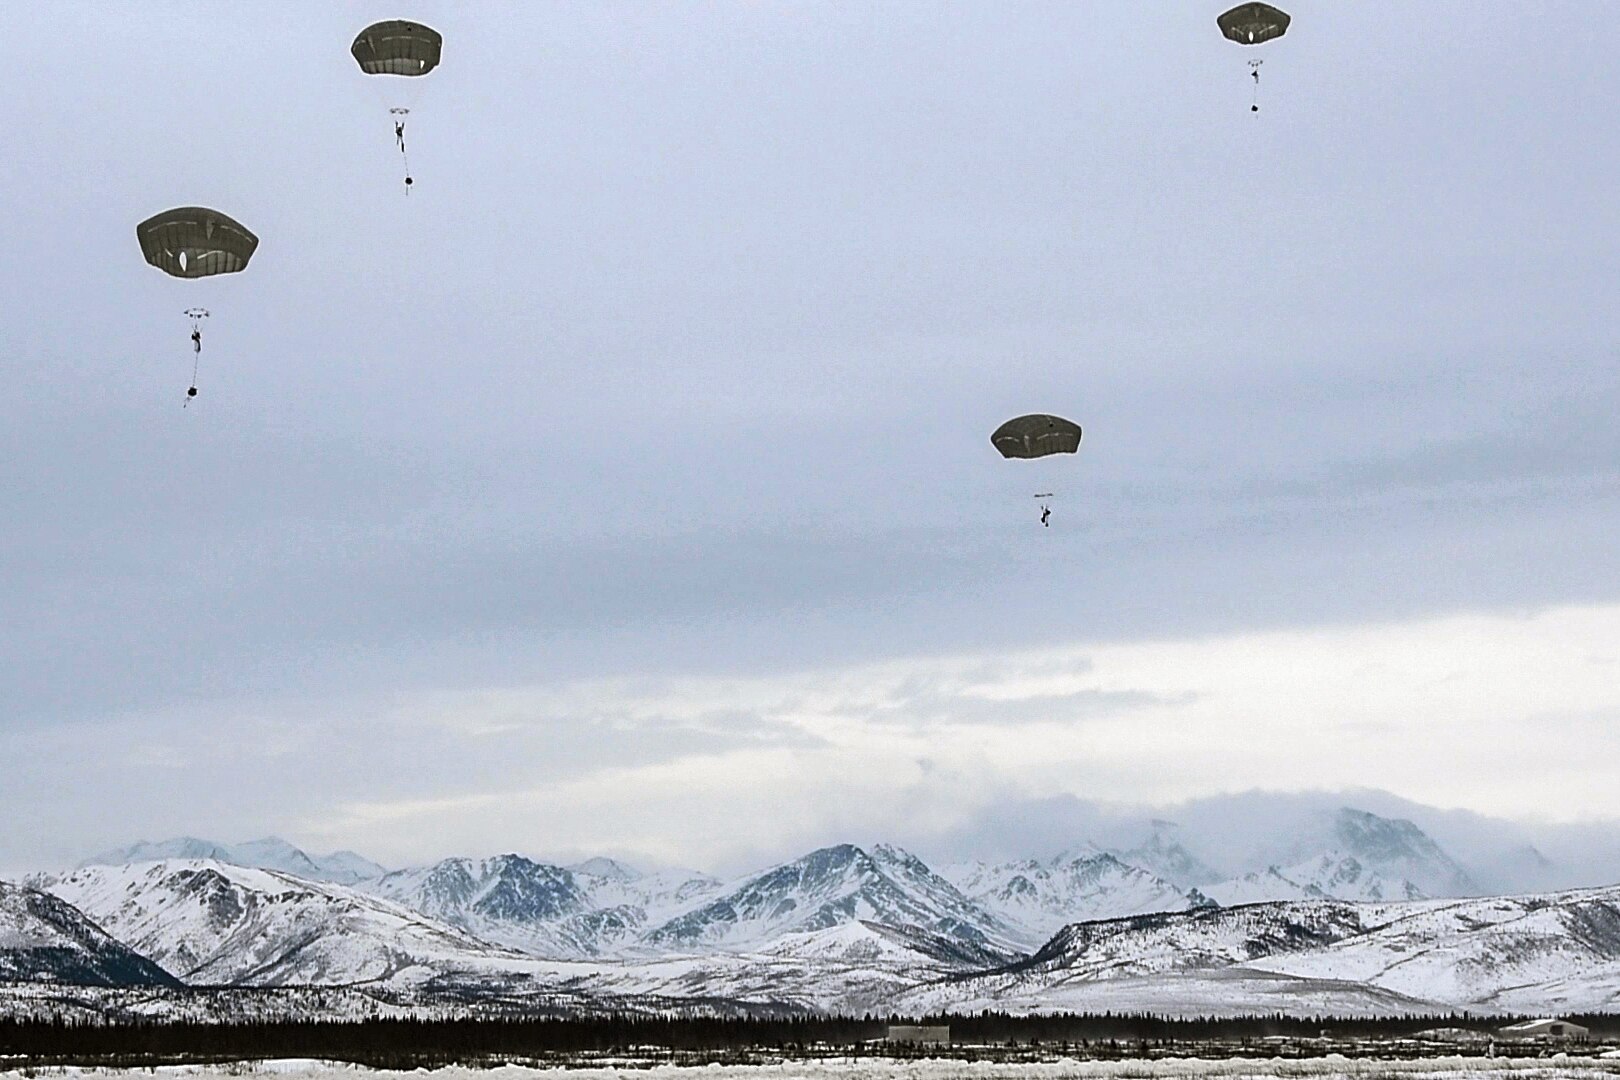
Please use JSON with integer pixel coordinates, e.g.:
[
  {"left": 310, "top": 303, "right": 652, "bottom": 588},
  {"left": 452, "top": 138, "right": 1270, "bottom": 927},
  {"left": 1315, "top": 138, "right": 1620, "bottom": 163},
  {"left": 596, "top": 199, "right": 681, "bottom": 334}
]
[{"left": 1, "top": 1010, "right": 1617, "bottom": 1066}]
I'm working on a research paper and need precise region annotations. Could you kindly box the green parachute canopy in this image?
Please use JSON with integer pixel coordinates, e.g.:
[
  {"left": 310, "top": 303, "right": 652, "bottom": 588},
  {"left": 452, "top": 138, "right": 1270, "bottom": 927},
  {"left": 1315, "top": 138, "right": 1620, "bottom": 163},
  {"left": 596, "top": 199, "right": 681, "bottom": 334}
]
[
  {"left": 136, "top": 207, "right": 259, "bottom": 279},
  {"left": 991, "top": 415, "right": 1082, "bottom": 460},
  {"left": 351, "top": 20, "right": 443, "bottom": 77},
  {"left": 1217, "top": 3, "right": 1290, "bottom": 45}
]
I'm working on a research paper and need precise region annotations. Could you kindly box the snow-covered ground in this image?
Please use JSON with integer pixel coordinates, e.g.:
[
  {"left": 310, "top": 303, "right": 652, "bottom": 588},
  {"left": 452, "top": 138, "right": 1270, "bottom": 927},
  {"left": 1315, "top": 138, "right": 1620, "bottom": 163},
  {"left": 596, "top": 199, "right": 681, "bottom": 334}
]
[{"left": 8, "top": 1057, "right": 1620, "bottom": 1080}]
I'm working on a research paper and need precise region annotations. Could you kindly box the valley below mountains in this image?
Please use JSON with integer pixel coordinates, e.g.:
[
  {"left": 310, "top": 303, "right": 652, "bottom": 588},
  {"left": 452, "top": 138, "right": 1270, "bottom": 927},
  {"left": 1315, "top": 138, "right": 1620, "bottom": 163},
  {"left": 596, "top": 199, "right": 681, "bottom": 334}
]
[{"left": 5, "top": 806, "right": 1620, "bottom": 1020}]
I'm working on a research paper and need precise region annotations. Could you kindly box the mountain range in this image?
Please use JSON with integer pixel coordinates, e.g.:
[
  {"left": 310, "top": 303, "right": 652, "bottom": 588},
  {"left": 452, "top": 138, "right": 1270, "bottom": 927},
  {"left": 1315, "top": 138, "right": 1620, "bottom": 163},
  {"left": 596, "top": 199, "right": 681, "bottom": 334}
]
[{"left": 6, "top": 803, "right": 1620, "bottom": 1018}]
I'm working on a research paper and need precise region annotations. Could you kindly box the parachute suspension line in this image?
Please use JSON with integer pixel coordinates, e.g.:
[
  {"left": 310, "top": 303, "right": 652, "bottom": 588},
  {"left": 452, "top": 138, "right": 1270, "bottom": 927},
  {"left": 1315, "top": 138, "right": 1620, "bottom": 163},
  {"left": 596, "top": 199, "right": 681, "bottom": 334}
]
[
  {"left": 1249, "top": 59, "right": 1263, "bottom": 112},
  {"left": 391, "top": 107, "right": 413, "bottom": 195},
  {"left": 184, "top": 308, "right": 208, "bottom": 406}
]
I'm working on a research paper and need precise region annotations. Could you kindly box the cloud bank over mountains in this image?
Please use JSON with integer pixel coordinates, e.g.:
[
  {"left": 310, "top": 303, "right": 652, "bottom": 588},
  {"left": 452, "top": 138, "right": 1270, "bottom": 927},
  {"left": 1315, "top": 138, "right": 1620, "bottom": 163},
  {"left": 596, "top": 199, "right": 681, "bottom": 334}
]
[{"left": 60, "top": 787, "right": 1620, "bottom": 902}]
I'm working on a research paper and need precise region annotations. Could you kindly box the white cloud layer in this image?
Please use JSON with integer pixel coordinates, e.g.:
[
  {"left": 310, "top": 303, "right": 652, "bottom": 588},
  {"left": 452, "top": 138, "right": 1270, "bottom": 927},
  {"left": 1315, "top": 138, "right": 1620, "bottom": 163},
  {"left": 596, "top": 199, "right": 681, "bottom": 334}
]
[{"left": 265, "top": 602, "right": 1620, "bottom": 872}]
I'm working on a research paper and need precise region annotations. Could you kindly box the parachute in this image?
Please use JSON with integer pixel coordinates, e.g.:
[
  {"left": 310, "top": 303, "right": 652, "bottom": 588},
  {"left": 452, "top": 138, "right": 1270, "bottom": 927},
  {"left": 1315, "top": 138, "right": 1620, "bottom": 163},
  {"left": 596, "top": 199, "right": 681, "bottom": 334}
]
[
  {"left": 136, "top": 206, "right": 259, "bottom": 279},
  {"left": 1217, "top": 3, "right": 1290, "bottom": 45},
  {"left": 136, "top": 207, "right": 258, "bottom": 403},
  {"left": 991, "top": 414, "right": 1083, "bottom": 460},
  {"left": 351, "top": 20, "right": 443, "bottom": 76},
  {"left": 1216, "top": 3, "right": 1290, "bottom": 112},
  {"left": 992, "top": 415, "right": 1082, "bottom": 527},
  {"left": 352, "top": 20, "right": 443, "bottom": 193}
]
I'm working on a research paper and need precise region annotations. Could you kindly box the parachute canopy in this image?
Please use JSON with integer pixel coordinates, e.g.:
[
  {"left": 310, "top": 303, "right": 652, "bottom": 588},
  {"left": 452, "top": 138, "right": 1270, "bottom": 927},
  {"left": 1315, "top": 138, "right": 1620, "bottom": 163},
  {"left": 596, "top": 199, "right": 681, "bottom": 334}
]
[
  {"left": 992, "top": 415, "right": 1082, "bottom": 460},
  {"left": 1217, "top": 3, "right": 1290, "bottom": 45},
  {"left": 351, "top": 20, "right": 442, "bottom": 77},
  {"left": 136, "top": 207, "right": 259, "bottom": 279}
]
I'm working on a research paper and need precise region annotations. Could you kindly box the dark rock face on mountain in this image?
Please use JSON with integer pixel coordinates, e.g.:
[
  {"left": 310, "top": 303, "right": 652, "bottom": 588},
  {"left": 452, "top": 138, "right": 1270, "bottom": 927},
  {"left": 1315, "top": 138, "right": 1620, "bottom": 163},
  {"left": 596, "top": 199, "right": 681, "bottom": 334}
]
[
  {"left": 365, "top": 854, "right": 684, "bottom": 957},
  {"left": 374, "top": 855, "right": 590, "bottom": 925},
  {"left": 0, "top": 881, "right": 178, "bottom": 988}
]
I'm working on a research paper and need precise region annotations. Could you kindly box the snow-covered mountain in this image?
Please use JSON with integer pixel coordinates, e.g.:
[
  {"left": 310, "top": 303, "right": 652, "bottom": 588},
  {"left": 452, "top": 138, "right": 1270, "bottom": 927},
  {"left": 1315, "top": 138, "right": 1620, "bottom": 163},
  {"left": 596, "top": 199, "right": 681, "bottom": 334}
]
[
  {"left": 1191, "top": 809, "right": 1475, "bottom": 907},
  {"left": 0, "top": 881, "right": 178, "bottom": 988},
  {"left": 937, "top": 807, "right": 1477, "bottom": 919},
  {"left": 1203, "top": 855, "right": 1425, "bottom": 907},
  {"left": 1115, "top": 821, "right": 1224, "bottom": 889},
  {"left": 36, "top": 860, "right": 547, "bottom": 989},
  {"left": 943, "top": 851, "right": 1209, "bottom": 945},
  {"left": 1320, "top": 808, "right": 1479, "bottom": 896},
  {"left": 367, "top": 854, "right": 598, "bottom": 958},
  {"left": 1285, "top": 853, "right": 1427, "bottom": 901},
  {"left": 82, "top": 837, "right": 385, "bottom": 885},
  {"left": 363, "top": 854, "right": 722, "bottom": 959},
  {"left": 643, "top": 844, "right": 1020, "bottom": 956},
  {"left": 571, "top": 860, "right": 723, "bottom": 915},
  {"left": 568, "top": 857, "right": 640, "bottom": 882},
  {"left": 898, "top": 884, "right": 1620, "bottom": 1016},
  {"left": 1202, "top": 867, "right": 1322, "bottom": 906}
]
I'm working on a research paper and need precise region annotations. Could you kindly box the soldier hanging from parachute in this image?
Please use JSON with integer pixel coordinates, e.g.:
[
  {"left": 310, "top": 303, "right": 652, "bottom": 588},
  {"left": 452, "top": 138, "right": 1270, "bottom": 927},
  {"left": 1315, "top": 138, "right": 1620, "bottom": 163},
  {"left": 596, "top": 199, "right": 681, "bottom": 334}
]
[
  {"left": 1216, "top": 3, "right": 1290, "bottom": 112},
  {"left": 352, "top": 20, "right": 443, "bottom": 194},
  {"left": 992, "top": 415, "right": 1083, "bottom": 527},
  {"left": 136, "top": 207, "right": 259, "bottom": 404},
  {"left": 184, "top": 308, "right": 208, "bottom": 404}
]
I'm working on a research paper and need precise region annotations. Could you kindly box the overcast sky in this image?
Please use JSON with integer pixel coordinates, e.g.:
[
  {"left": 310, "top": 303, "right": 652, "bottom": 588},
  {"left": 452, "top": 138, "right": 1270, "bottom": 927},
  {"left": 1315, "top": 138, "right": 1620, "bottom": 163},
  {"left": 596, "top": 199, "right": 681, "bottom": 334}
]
[{"left": 3, "top": 2, "right": 1619, "bottom": 876}]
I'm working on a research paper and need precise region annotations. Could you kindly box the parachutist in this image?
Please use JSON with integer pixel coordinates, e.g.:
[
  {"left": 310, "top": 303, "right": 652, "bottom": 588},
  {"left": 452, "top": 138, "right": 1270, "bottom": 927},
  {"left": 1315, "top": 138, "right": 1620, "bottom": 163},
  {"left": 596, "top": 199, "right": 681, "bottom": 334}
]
[
  {"left": 993, "top": 416, "right": 1080, "bottom": 526},
  {"left": 1221, "top": 7, "right": 1287, "bottom": 113},
  {"left": 191, "top": 329, "right": 202, "bottom": 354},
  {"left": 356, "top": 23, "right": 440, "bottom": 192}
]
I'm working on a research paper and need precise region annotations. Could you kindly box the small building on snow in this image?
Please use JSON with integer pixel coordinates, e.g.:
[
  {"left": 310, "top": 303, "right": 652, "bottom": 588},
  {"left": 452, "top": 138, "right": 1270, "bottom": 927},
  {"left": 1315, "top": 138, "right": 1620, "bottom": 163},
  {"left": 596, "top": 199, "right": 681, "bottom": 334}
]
[
  {"left": 886, "top": 1025, "right": 950, "bottom": 1046},
  {"left": 1497, "top": 1018, "right": 1590, "bottom": 1040}
]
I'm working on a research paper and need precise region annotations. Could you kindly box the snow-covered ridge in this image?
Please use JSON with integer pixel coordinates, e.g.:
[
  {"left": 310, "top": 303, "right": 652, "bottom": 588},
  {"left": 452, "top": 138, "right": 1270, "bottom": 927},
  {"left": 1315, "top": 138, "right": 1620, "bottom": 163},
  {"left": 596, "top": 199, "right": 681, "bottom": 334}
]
[
  {"left": 0, "top": 880, "right": 179, "bottom": 988},
  {"left": 897, "top": 884, "right": 1620, "bottom": 1015},
  {"left": 34, "top": 860, "right": 545, "bottom": 989}
]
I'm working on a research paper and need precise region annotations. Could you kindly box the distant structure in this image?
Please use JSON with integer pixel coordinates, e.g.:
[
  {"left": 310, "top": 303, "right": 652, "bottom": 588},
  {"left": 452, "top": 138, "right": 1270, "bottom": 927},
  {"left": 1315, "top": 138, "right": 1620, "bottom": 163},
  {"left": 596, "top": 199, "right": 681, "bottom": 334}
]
[
  {"left": 886, "top": 1025, "right": 950, "bottom": 1046},
  {"left": 1497, "top": 1018, "right": 1590, "bottom": 1040}
]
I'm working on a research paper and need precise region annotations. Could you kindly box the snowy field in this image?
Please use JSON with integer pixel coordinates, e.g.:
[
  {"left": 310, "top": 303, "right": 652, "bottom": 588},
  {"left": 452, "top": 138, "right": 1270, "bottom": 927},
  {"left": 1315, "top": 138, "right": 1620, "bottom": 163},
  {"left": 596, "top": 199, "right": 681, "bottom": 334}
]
[{"left": 9, "top": 1057, "right": 1620, "bottom": 1080}]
